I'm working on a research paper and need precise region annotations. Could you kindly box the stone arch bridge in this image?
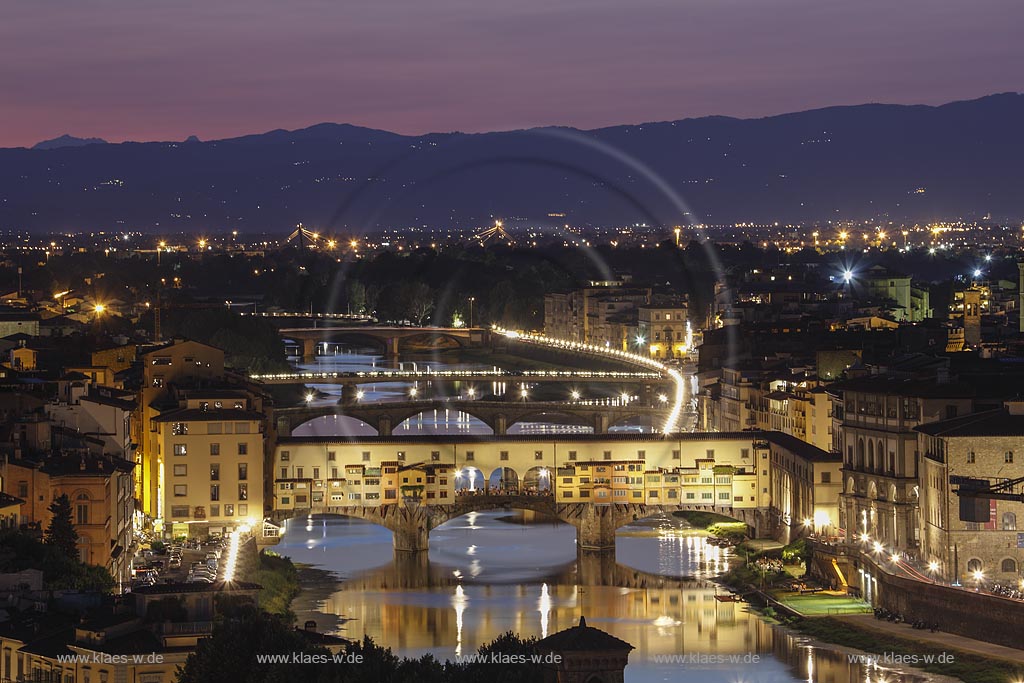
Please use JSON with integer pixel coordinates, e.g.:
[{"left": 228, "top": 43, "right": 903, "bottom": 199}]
[
  {"left": 274, "top": 399, "right": 669, "bottom": 435},
  {"left": 280, "top": 326, "right": 487, "bottom": 359},
  {"left": 269, "top": 496, "right": 767, "bottom": 552}
]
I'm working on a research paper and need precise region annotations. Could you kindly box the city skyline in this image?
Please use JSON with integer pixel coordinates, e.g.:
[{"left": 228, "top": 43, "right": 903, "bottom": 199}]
[{"left": 3, "top": 0, "right": 1023, "bottom": 148}]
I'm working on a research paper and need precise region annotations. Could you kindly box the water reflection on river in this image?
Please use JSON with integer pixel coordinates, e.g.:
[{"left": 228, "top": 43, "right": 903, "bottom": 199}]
[{"left": 276, "top": 512, "right": 935, "bottom": 683}]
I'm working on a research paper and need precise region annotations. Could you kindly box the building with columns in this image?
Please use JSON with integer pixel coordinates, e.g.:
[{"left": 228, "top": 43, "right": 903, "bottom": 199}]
[{"left": 830, "top": 374, "right": 975, "bottom": 553}]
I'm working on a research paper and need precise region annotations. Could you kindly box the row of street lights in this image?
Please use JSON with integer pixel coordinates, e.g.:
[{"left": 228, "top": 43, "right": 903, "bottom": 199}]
[{"left": 305, "top": 386, "right": 650, "bottom": 404}]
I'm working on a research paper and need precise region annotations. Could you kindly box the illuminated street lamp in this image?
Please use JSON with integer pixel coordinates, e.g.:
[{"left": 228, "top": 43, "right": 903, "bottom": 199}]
[
  {"left": 658, "top": 394, "right": 668, "bottom": 404},
  {"left": 570, "top": 390, "right": 581, "bottom": 401},
  {"left": 519, "top": 385, "right": 529, "bottom": 400},
  {"left": 409, "top": 387, "right": 419, "bottom": 399},
  {"left": 304, "top": 392, "right": 315, "bottom": 404},
  {"left": 466, "top": 387, "right": 476, "bottom": 399}
]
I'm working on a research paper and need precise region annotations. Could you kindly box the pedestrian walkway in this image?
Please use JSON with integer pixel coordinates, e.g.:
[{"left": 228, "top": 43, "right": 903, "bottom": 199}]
[{"left": 839, "top": 613, "right": 1024, "bottom": 665}]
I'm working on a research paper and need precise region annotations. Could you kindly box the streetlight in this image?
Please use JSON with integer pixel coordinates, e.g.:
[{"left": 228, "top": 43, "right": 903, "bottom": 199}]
[
  {"left": 158, "top": 240, "right": 166, "bottom": 266},
  {"left": 304, "top": 392, "right": 315, "bottom": 404},
  {"left": 520, "top": 385, "right": 528, "bottom": 400},
  {"left": 467, "top": 297, "right": 476, "bottom": 328},
  {"left": 467, "top": 387, "right": 476, "bottom": 399},
  {"left": 570, "top": 390, "right": 581, "bottom": 401},
  {"left": 410, "top": 387, "right": 419, "bottom": 399}
]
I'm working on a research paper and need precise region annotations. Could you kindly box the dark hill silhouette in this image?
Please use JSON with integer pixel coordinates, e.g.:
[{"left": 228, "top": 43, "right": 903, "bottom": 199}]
[
  {"left": 4, "top": 93, "right": 1022, "bottom": 231},
  {"left": 31, "top": 134, "right": 107, "bottom": 150}
]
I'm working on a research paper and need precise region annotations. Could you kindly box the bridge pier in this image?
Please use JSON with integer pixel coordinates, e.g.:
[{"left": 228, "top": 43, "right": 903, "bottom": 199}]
[
  {"left": 387, "top": 502, "right": 434, "bottom": 552},
  {"left": 302, "top": 337, "right": 317, "bottom": 361},
  {"left": 384, "top": 337, "right": 400, "bottom": 359},
  {"left": 575, "top": 504, "right": 618, "bottom": 550},
  {"left": 494, "top": 414, "right": 508, "bottom": 436},
  {"left": 341, "top": 383, "right": 358, "bottom": 406},
  {"left": 593, "top": 414, "right": 609, "bottom": 434},
  {"left": 377, "top": 416, "right": 393, "bottom": 436}
]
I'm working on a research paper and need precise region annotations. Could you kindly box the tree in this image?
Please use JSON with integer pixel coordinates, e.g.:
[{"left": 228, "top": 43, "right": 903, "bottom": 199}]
[
  {"left": 44, "top": 494, "right": 78, "bottom": 560},
  {"left": 407, "top": 282, "right": 434, "bottom": 325},
  {"left": 347, "top": 281, "right": 368, "bottom": 315}
]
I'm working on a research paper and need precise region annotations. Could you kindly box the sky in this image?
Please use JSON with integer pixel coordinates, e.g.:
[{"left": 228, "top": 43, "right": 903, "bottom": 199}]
[{"left": 2, "top": 0, "right": 1022, "bottom": 148}]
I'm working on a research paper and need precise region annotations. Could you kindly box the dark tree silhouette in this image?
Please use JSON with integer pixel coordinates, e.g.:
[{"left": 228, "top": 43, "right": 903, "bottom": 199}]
[{"left": 44, "top": 494, "right": 79, "bottom": 560}]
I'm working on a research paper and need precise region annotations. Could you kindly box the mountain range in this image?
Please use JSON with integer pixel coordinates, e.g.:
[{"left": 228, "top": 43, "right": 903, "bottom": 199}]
[{"left": 3, "top": 93, "right": 1023, "bottom": 232}]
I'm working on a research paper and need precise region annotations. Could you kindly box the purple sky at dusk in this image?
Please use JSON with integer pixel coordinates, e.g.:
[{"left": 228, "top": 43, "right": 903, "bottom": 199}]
[{"left": 2, "top": 0, "right": 1022, "bottom": 148}]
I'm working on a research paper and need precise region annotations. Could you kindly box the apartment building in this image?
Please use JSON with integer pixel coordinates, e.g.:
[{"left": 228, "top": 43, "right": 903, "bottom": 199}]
[
  {"left": 1, "top": 451, "right": 135, "bottom": 587},
  {"left": 917, "top": 403, "right": 1024, "bottom": 584},
  {"left": 136, "top": 340, "right": 269, "bottom": 538},
  {"left": 151, "top": 391, "right": 265, "bottom": 538}
]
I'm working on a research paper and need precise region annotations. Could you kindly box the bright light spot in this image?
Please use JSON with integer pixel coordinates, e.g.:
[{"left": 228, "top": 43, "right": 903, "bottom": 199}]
[
  {"left": 520, "top": 386, "right": 529, "bottom": 398},
  {"left": 620, "top": 392, "right": 630, "bottom": 403},
  {"left": 890, "top": 553, "right": 899, "bottom": 563},
  {"left": 802, "top": 517, "right": 812, "bottom": 527},
  {"left": 570, "top": 390, "right": 581, "bottom": 400},
  {"left": 873, "top": 541, "right": 884, "bottom": 553},
  {"left": 410, "top": 387, "right": 419, "bottom": 398},
  {"left": 94, "top": 304, "right": 105, "bottom": 314},
  {"left": 985, "top": 254, "right": 992, "bottom": 262},
  {"left": 355, "top": 390, "right": 365, "bottom": 400},
  {"left": 973, "top": 269, "right": 982, "bottom": 278},
  {"left": 973, "top": 569, "right": 984, "bottom": 581},
  {"left": 928, "top": 561, "right": 939, "bottom": 572},
  {"left": 842, "top": 269, "right": 853, "bottom": 283},
  {"left": 304, "top": 392, "right": 315, "bottom": 403}
]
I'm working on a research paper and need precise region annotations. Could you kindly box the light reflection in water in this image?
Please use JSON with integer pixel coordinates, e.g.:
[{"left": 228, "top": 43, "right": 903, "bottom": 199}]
[{"left": 277, "top": 513, "right": 937, "bottom": 683}]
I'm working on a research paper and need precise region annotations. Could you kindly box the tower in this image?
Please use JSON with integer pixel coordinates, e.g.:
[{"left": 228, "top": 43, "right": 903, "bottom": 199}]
[{"left": 963, "top": 288, "right": 981, "bottom": 348}]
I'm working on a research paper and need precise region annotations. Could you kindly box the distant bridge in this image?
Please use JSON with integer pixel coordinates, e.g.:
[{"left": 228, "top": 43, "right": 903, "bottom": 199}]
[
  {"left": 274, "top": 399, "right": 670, "bottom": 435},
  {"left": 269, "top": 495, "right": 767, "bottom": 552},
  {"left": 253, "top": 368, "right": 667, "bottom": 387},
  {"left": 278, "top": 326, "right": 487, "bottom": 359}
]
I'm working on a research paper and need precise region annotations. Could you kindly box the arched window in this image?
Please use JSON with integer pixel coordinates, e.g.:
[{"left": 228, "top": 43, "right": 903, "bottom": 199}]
[
  {"left": 1001, "top": 558, "right": 1017, "bottom": 573},
  {"left": 74, "top": 491, "right": 90, "bottom": 525},
  {"left": 967, "top": 558, "right": 983, "bottom": 573},
  {"left": 867, "top": 441, "right": 874, "bottom": 471},
  {"left": 877, "top": 441, "right": 884, "bottom": 472},
  {"left": 1002, "top": 512, "right": 1017, "bottom": 531}
]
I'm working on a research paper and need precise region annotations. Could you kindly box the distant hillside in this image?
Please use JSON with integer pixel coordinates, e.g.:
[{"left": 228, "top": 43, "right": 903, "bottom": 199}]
[
  {"left": 31, "top": 134, "right": 107, "bottom": 150},
  {"left": 3, "top": 93, "right": 1023, "bottom": 231}
]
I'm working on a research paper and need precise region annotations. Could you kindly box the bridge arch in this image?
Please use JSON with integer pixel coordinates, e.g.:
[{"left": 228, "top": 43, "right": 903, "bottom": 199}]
[
  {"left": 393, "top": 408, "right": 494, "bottom": 436},
  {"left": 454, "top": 466, "right": 486, "bottom": 492},
  {"left": 523, "top": 466, "right": 553, "bottom": 493},
  {"left": 488, "top": 467, "right": 521, "bottom": 493}
]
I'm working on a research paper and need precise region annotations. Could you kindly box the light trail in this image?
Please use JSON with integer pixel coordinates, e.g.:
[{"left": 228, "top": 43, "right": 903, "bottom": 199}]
[{"left": 491, "top": 326, "right": 689, "bottom": 434}]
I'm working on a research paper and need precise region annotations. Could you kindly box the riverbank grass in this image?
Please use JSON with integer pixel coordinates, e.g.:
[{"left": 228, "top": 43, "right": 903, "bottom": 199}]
[
  {"left": 794, "top": 617, "right": 1024, "bottom": 683},
  {"left": 770, "top": 590, "right": 871, "bottom": 616},
  {"left": 254, "top": 550, "right": 301, "bottom": 620}
]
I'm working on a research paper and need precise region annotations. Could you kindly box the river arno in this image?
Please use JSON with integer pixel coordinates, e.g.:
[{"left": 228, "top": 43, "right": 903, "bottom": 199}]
[{"left": 274, "top": 512, "right": 937, "bottom": 683}]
